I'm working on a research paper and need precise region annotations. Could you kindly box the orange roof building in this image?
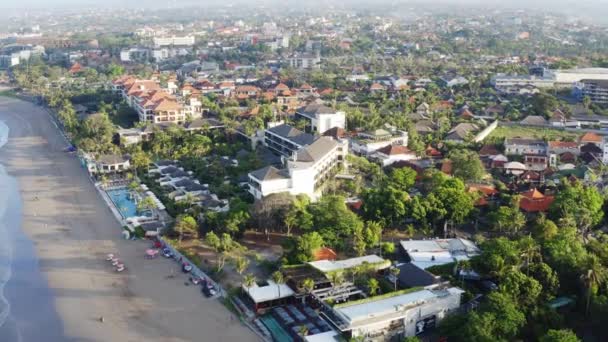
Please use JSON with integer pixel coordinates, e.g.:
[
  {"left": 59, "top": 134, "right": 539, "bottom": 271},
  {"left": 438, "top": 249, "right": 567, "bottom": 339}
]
[
  {"left": 580, "top": 132, "right": 602, "bottom": 145},
  {"left": 313, "top": 247, "right": 338, "bottom": 261},
  {"left": 468, "top": 184, "right": 499, "bottom": 206},
  {"left": 519, "top": 188, "right": 554, "bottom": 213},
  {"left": 69, "top": 62, "right": 83, "bottom": 74}
]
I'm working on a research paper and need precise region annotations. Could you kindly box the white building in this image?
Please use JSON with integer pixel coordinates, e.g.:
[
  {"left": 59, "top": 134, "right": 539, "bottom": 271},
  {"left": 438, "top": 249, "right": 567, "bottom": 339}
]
[
  {"left": 400, "top": 239, "right": 480, "bottom": 270},
  {"left": 492, "top": 68, "right": 608, "bottom": 91},
  {"left": 84, "top": 154, "right": 131, "bottom": 175},
  {"left": 491, "top": 74, "right": 556, "bottom": 92},
  {"left": 504, "top": 138, "right": 547, "bottom": 156},
  {"left": 152, "top": 36, "right": 195, "bottom": 47},
  {"left": 573, "top": 79, "right": 608, "bottom": 104},
  {"left": 120, "top": 48, "right": 150, "bottom": 62},
  {"left": 372, "top": 145, "right": 418, "bottom": 166},
  {"left": 264, "top": 124, "right": 315, "bottom": 157},
  {"left": 308, "top": 255, "right": 390, "bottom": 274},
  {"left": 285, "top": 53, "right": 321, "bottom": 69},
  {"left": 552, "top": 68, "right": 608, "bottom": 85},
  {"left": 326, "top": 286, "right": 464, "bottom": 340},
  {"left": 295, "top": 104, "right": 346, "bottom": 134},
  {"left": 349, "top": 129, "right": 408, "bottom": 156},
  {"left": 248, "top": 137, "right": 347, "bottom": 200}
]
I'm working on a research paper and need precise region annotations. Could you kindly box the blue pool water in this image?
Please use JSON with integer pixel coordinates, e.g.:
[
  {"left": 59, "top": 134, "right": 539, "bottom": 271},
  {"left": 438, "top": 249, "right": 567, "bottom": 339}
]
[
  {"left": 106, "top": 188, "right": 142, "bottom": 218},
  {"left": 261, "top": 315, "right": 293, "bottom": 342}
]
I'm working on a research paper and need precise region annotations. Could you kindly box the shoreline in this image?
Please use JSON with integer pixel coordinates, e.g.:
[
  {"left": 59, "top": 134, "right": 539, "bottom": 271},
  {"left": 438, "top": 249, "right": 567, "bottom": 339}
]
[{"left": 0, "top": 96, "right": 259, "bottom": 342}]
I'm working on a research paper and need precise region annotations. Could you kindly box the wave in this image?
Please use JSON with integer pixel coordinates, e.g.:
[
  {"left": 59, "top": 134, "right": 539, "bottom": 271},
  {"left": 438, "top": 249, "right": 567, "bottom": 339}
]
[
  {"left": 0, "top": 120, "right": 7, "bottom": 151},
  {"left": 0, "top": 120, "right": 12, "bottom": 329}
]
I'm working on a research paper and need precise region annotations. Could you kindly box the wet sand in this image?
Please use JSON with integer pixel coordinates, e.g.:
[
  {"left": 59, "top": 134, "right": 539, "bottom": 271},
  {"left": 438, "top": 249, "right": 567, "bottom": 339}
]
[{"left": 0, "top": 96, "right": 259, "bottom": 342}]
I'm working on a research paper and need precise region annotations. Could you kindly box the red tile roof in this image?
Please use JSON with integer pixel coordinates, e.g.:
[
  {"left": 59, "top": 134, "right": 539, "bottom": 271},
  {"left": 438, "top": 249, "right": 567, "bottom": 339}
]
[
  {"left": 549, "top": 141, "right": 578, "bottom": 149},
  {"left": 313, "top": 247, "right": 338, "bottom": 261},
  {"left": 377, "top": 145, "right": 413, "bottom": 155},
  {"left": 519, "top": 188, "right": 554, "bottom": 212},
  {"left": 479, "top": 144, "right": 500, "bottom": 156},
  {"left": 580, "top": 132, "right": 602, "bottom": 143}
]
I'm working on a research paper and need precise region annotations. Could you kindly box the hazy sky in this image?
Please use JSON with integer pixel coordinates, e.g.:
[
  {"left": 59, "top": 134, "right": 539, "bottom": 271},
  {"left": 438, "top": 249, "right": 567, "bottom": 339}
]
[{"left": 2, "top": 0, "right": 608, "bottom": 16}]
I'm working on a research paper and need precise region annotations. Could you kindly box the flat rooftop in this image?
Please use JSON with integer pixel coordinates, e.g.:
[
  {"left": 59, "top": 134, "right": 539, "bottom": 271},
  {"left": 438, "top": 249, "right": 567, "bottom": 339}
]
[
  {"left": 307, "top": 255, "right": 388, "bottom": 273},
  {"left": 334, "top": 287, "right": 464, "bottom": 327},
  {"left": 244, "top": 280, "right": 295, "bottom": 304}
]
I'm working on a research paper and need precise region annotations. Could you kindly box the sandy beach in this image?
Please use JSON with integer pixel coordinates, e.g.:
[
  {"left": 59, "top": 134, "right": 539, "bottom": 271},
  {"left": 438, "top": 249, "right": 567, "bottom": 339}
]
[{"left": 0, "top": 95, "right": 259, "bottom": 342}]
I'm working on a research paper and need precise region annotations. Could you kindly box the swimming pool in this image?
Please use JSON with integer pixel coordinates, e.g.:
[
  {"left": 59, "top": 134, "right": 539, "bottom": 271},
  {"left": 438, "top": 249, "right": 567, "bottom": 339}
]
[
  {"left": 106, "top": 188, "right": 148, "bottom": 219},
  {"left": 260, "top": 315, "right": 293, "bottom": 342}
]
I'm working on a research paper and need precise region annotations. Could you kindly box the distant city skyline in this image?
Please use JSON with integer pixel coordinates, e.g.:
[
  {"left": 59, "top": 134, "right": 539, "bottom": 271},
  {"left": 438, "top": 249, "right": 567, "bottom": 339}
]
[{"left": 1, "top": 0, "right": 606, "bottom": 21}]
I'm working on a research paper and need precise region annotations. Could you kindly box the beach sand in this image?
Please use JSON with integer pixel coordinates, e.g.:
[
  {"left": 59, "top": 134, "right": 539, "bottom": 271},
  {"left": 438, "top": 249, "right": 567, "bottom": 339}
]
[{"left": 0, "top": 96, "right": 259, "bottom": 342}]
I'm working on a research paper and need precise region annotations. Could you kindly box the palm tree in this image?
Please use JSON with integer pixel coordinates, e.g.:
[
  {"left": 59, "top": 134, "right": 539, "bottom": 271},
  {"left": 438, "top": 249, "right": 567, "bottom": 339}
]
[
  {"left": 519, "top": 235, "right": 541, "bottom": 275},
  {"left": 174, "top": 215, "right": 198, "bottom": 247},
  {"left": 137, "top": 196, "right": 156, "bottom": 215},
  {"left": 243, "top": 273, "right": 256, "bottom": 296},
  {"left": 328, "top": 271, "right": 345, "bottom": 291},
  {"left": 100, "top": 175, "right": 109, "bottom": 189},
  {"left": 128, "top": 180, "right": 140, "bottom": 194},
  {"left": 390, "top": 267, "right": 401, "bottom": 291},
  {"left": 235, "top": 257, "right": 249, "bottom": 276},
  {"left": 367, "top": 278, "right": 379, "bottom": 296},
  {"left": 581, "top": 255, "right": 606, "bottom": 316},
  {"left": 302, "top": 278, "right": 315, "bottom": 304},
  {"left": 297, "top": 325, "right": 309, "bottom": 337},
  {"left": 272, "top": 271, "right": 285, "bottom": 299}
]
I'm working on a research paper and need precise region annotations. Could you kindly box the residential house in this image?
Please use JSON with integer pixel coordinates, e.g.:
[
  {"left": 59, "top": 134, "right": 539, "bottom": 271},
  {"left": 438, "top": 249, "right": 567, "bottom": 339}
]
[
  {"left": 580, "top": 132, "right": 603, "bottom": 147},
  {"left": 549, "top": 110, "right": 567, "bottom": 127},
  {"left": 234, "top": 85, "right": 261, "bottom": 100},
  {"left": 504, "top": 138, "right": 547, "bottom": 155},
  {"left": 416, "top": 103, "right": 431, "bottom": 117},
  {"left": 580, "top": 143, "right": 603, "bottom": 164},
  {"left": 369, "top": 83, "right": 386, "bottom": 93},
  {"left": 444, "top": 123, "right": 478, "bottom": 143},
  {"left": 523, "top": 154, "right": 549, "bottom": 171},
  {"left": 519, "top": 188, "right": 554, "bottom": 213},
  {"left": 372, "top": 145, "right": 418, "bottom": 166},
  {"left": 349, "top": 129, "right": 408, "bottom": 156},
  {"left": 296, "top": 83, "right": 316, "bottom": 98},
  {"left": 520, "top": 115, "right": 548, "bottom": 126},
  {"left": 548, "top": 141, "right": 580, "bottom": 155},
  {"left": 468, "top": 184, "right": 499, "bottom": 206},
  {"left": 438, "top": 74, "right": 468, "bottom": 88}
]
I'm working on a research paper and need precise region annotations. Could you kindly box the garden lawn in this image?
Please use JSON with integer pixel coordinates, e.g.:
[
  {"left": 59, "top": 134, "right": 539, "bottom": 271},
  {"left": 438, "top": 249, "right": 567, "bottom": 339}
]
[{"left": 489, "top": 125, "right": 581, "bottom": 141}]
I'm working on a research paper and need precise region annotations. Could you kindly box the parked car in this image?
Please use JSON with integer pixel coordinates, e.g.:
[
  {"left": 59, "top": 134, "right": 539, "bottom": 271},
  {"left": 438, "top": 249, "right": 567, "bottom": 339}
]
[
  {"left": 162, "top": 248, "right": 173, "bottom": 258},
  {"left": 202, "top": 281, "right": 217, "bottom": 297}
]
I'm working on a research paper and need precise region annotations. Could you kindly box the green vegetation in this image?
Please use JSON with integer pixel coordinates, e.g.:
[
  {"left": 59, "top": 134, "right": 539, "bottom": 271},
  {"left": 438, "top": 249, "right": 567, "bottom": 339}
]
[
  {"left": 333, "top": 286, "right": 424, "bottom": 308},
  {"left": 488, "top": 125, "right": 580, "bottom": 141}
]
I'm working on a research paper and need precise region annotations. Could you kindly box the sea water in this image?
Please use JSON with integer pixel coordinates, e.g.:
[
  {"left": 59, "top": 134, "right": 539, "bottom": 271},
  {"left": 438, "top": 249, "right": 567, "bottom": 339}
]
[
  {"left": 0, "top": 120, "right": 63, "bottom": 341},
  {"left": 0, "top": 119, "right": 20, "bottom": 340}
]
